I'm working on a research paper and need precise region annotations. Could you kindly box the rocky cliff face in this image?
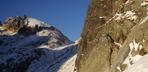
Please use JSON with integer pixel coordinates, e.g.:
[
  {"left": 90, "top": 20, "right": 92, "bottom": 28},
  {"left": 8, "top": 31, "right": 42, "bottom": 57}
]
[
  {"left": 0, "top": 16, "right": 77, "bottom": 72},
  {"left": 76, "top": 0, "right": 148, "bottom": 72}
]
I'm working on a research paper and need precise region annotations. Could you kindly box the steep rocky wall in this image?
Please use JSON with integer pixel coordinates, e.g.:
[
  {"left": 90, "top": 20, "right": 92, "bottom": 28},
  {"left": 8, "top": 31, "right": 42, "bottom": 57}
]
[{"left": 75, "top": 0, "right": 148, "bottom": 72}]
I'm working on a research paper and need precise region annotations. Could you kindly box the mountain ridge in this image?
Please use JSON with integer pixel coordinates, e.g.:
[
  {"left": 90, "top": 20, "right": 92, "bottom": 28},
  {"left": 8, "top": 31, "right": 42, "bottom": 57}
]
[{"left": 0, "top": 16, "right": 77, "bottom": 72}]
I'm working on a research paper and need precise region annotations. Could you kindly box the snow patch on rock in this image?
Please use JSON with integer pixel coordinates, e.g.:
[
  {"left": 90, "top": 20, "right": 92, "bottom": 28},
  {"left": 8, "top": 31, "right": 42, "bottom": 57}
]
[
  {"left": 129, "top": 40, "right": 140, "bottom": 53},
  {"left": 122, "top": 40, "right": 145, "bottom": 71},
  {"left": 124, "top": 11, "right": 138, "bottom": 21},
  {"left": 117, "top": 66, "right": 122, "bottom": 72},
  {"left": 37, "top": 30, "right": 51, "bottom": 36},
  {"left": 141, "top": 1, "right": 148, "bottom": 6},
  {"left": 139, "top": 16, "right": 148, "bottom": 25},
  {"left": 114, "top": 13, "right": 123, "bottom": 21},
  {"left": 114, "top": 11, "right": 137, "bottom": 21}
]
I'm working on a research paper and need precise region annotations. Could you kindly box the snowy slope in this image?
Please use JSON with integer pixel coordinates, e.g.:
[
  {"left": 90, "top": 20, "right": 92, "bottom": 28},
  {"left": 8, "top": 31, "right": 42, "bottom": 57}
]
[
  {"left": 124, "top": 54, "right": 148, "bottom": 72},
  {"left": 26, "top": 44, "right": 77, "bottom": 72},
  {"left": 0, "top": 16, "right": 77, "bottom": 72}
]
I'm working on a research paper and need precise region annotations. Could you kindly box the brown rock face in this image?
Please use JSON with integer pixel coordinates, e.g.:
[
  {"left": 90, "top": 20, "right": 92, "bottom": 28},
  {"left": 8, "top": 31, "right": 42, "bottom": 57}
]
[{"left": 75, "top": 0, "right": 148, "bottom": 72}]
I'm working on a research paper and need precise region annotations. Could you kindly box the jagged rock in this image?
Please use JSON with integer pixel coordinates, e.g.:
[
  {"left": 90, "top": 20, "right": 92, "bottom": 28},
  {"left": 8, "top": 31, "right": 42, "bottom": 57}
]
[
  {"left": 18, "top": 26, "right": 36, "bottom": 36},
  {"left": 2, "top": 16, "right": 27, "bottom": 32},
  {"left": 75, "top": 0, "right": 148, "bottom": 72}
]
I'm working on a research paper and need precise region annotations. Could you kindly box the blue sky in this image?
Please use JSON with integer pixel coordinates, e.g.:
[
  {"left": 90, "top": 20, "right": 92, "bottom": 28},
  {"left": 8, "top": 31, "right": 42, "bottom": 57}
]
[{"left": 0, "top": 0, "right": 89, "bottom": 41}]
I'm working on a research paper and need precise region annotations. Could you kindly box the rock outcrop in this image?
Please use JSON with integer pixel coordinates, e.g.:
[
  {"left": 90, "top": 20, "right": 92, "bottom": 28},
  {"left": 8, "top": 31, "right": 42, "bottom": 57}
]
[{"left": 75, "top": 0, "right": 148, "bottom": 72}]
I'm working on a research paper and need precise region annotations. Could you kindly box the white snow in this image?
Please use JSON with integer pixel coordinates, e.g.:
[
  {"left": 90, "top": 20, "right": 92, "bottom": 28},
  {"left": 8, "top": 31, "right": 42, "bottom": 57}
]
[
  {"left": 114, "top": 11, "right": 137, "bottom": 21},
  {"left": 99, "top": 16, "right": 105, "bottom": 19},
  {"left": 122, "top": 55, "right": 143, "bottom": 71},
  {"left": 129, "top": 39, "right": 143, "bottom": 54},
  {"left": 128, "top": 40, "right": 143, "bottom": 61},
  {"left": 52, "top": 43, "right": 76, "bottom": 50},
  {"left": 37, "top": 29, "right": 51, "bottom": 36},
  {"left": 124, "top": 11, "right": 137, "bottom": 21},
  {"left": 114, "top": 42, "right": 122, "bottom": 47},
  {"left": 142, "top": 39, "right": 146, "bottom": 43},
  {"left": 139, "top": 16, "right": 148, "bottom": 25},
  {"left": 131, "top": 55, "right": 142, "bottom": 64},
  {"left": 129, "top": 40, "right": 140, "bottom": 51},
  {"left": 27, "top": 18, "right": 51, "bottom": 28},
  {"left": 123, "top": 56, "right": 132, "bottom": 67},
  {"left": 125, "top": 0, "right": 131, "bottom": 4},
  {"left": 139, "top": 45, "right": 143, "bottom": 50},
  {"left": 75, "top": 37, "right": 81, "bottom": 44},
  {"left": 13, "top": 34, "right": 48, "bottom": 48},
  {"left": 122, "top": 40, "right": 144, "bottom": 71},
  {"left": 117, "top": 66, "right": 122, "bottom": 72},
  {"left": 58, "top": 54, "right": 77, "bottom": 72},
  {"left": 125, "top": 11, "right": 135, "bottom": 16},
  {"left": 114, "top": 13, "right": 123, "bottom": 21},
  {"left": 141, "top": 1, "right": 148, "bottom": 6},
  {"left": 26, "top": 44, "right": 77, "bottom": 72},
  {"left": 0, "top": 26, "right": 5, "bottom": 30},
  {"left": 124, "top": 54, "right": 148, "bottom": 72},
  {"left": 81, "top": 54, "right": 84, "bottom": 56}
]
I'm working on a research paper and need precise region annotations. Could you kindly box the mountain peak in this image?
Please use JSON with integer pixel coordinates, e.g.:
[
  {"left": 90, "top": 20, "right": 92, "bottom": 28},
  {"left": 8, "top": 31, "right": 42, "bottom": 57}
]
[
  {"left": 0, "top": 16, "right": 77, "bottom": 72},
  {"left": 0, "top": 15, "right": 72, "bottom": 48},
  {"left": 1, "top": 16, "right": 52, "bottom": 32}
]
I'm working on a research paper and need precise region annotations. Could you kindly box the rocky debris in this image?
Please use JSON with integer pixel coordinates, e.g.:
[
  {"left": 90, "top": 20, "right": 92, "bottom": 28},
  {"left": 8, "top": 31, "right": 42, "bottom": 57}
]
[
  {"left": 75, "top": 0, "right": 148, "bottom": 72},
  {"left": 0, "top": 16, "right": 76, "bottom": 72}
]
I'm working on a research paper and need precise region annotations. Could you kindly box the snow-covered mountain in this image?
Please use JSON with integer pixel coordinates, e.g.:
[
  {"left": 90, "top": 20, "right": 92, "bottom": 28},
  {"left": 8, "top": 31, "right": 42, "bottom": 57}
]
[{"left": 0, "top": 16, "right": 77, "bottom": 72}]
